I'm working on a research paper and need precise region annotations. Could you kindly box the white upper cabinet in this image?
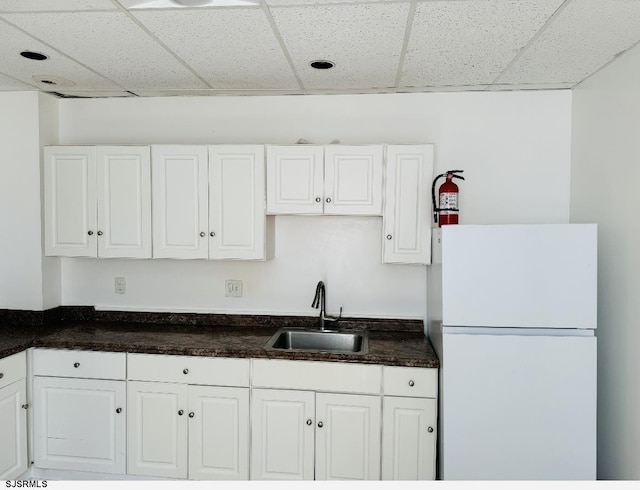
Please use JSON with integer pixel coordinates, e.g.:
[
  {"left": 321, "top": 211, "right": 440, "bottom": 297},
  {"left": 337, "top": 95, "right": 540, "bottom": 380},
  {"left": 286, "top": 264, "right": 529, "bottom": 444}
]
[
  {"left": 266, "top": 145, "right": 324, "bottom": 214},
  {"left": 152, "top": 146, "right": 209, "bottom": 260},
  {"left": 44, "top": 146, "right": 97, "bottom": 257},
  {"left": 266, "top": 145, "right": 383, "bottom": 216},
  {"left": 44, "top": 146, "right": 151, "bottom": 258},
  {"left": 383, "top": 145, "right": 434, "bottom": 265},
  {"left": 323, "top": 146, "right": 383, "bottom": 215},
  {"left": 208, "top": 145, "right": 273, "bottom": 260},
  {"left": 96, "top": 147, "right": 151, "bottom": 258}
]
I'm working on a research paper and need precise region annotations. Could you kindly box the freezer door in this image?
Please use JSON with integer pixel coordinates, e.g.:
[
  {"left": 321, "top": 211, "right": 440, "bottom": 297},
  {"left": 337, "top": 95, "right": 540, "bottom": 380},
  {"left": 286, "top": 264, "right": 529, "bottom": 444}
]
[
  {"left": 442, "top": 333, "right": 596, "bottom": 480},
  {"left": 442, "top": 224, "right": 597, "bottom": 329}
]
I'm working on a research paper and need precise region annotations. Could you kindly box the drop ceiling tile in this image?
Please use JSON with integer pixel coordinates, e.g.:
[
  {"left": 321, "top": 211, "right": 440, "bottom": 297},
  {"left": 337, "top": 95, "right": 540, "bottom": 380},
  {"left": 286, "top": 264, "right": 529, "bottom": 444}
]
[
  {"left": 3, "top": 11, "right": 208, "bottom": 91},
  {"left": 0, "top": 0, "right": 117, "bottom": 12},
  {"left": 271, "top": 2, "right": 410, "bottom": 90},
  {"left": 401, "top": 0, "right": 564, "bottom": 87},
  {"left": 487, "top": 82, "right": 574, "bottom": 91},
  {"left": 0, "top": 19, "right": 122, "bottom": 91},
  {"left": 133, "top": 88, "right": 304, "bottom": 96},
  {"left": 132, "top": 8, "right": 299, "bottom": 89},
  {"left": 0, "top": 72, "right": 35, "bottom": 91},
  {"left": 51, "top": 90, "right": 137, "bottom": 97},
  {"left": 498, "top": 0, "right": 640, "bottom": 85},
  {"left": 266, "top": 0, "right": 394, "bottom": 5}
]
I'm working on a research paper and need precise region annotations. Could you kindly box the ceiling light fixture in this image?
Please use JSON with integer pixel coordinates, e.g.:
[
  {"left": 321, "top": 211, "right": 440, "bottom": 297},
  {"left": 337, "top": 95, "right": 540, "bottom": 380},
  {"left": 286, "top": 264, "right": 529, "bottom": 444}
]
[
  {"left": 20, "top": 51, "right": 48, "bottom": 61},
  {"left": 310, "top": 60, "right": 335, "bottom": 70}
]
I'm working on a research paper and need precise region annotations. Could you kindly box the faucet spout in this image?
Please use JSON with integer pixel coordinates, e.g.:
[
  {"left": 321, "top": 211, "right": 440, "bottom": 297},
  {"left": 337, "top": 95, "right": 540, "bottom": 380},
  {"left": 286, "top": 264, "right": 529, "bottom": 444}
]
[{"left": 311, "top": 280, "right": 341, "bottom": 331}]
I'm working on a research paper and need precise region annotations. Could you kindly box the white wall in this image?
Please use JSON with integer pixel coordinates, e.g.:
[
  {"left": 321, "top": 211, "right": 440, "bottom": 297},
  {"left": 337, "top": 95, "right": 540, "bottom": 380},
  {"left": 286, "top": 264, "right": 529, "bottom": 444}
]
[
  {"left": 571, "top": 44, "right": 640, "bottom": 479},
  {"left": 57, "top": 91, "right": 571, "bottom": 317},
  {"left": 0, "top": 92, "right": 46, "bottom": 310}
]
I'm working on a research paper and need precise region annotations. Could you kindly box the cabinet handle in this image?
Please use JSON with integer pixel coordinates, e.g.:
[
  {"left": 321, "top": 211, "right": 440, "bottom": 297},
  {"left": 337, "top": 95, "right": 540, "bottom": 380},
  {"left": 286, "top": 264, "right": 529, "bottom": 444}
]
[
  {"left": 116, "top": 408, "right": 122, "bottom": 414},
  {"left": 315, "top": 197, "right": 321, "bottom": 203},
  {"left": 408, "top": 380, "right": 415, "bottom": 387},
  {"left": 317, "top": 421, "right": 324, "bottom": 428},
  {"left": 178, "top": 410, "right": 184, "bottom": 416},
  {"left": 22, "top": 403, "right": 29, "bottom": 410},
  {"left": 183, "top": 368, "right": 189, "bottom": 375},
  {"left": 210, "top": 232, "right": 215, "bottom": 237},
  {"left": 428, "top": 426, "right": 434, "bottom": 433},
  {"left": 188, "top": 412, "right": 195, "bottom": 418},
  {"left": 306, "top": 419, "right": 312, "bottom": 426},
  {"left": 97, "top": 231, "right": 103, "bottom": 236},
  {"left": 326, "top": 197, "right": 332, "bottom": 204},
  {"left": 87, "top": 231, "right": 94, "bottom": 236},
  {"left": 199, "top": 232, "right": 205, "bottom": 238},
  {"left": 386, "top": 234, "right": 392, "bottom": 240},
  {"left": 73, "top": 362, "right": 80, "bottom": 368}
]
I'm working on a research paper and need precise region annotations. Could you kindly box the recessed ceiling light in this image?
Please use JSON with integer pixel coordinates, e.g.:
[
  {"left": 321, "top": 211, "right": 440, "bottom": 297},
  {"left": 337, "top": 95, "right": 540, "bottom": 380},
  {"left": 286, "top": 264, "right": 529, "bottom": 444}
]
[
  {"left": 20, "top": 51, "right": 48, "bottom": 61},
  {"left": 119, "top": 0, "right": 258, "bottom": 8},
  {"left": 310, "top": 60, "right": 335, "bottom": 70}
]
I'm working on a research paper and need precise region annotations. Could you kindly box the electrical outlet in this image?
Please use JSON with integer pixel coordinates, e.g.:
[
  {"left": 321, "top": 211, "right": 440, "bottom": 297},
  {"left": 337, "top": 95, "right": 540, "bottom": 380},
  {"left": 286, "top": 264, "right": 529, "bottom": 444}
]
[
  {"left": 225, "top": 279, "right": 243, "bottom": 298},
  {"left": 114, "top": 277, "right": 126, "bottom": 295}
]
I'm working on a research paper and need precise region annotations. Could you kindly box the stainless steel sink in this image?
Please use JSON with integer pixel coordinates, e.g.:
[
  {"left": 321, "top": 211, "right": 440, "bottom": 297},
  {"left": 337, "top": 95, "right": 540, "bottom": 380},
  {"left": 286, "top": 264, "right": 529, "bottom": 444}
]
[{"left": 265, "top": 328, "right": 368, "bottom": 355}]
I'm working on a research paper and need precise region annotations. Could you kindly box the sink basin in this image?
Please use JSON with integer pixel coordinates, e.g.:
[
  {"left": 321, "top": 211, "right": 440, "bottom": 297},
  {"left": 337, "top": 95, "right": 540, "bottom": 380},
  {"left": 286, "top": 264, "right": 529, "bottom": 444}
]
[{"left": 266, "top": 328, "right": 368, "bottom": 355}]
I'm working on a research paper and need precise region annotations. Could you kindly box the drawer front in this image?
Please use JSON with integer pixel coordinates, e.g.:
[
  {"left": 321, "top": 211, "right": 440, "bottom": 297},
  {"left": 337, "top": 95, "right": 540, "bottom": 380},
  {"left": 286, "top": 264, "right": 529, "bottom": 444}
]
[
  {"left": 0, "top": 351, "right": 27, "bottom": 389},
  {"left": 33, "top": 348, "right": 126, "bottom": 380},
  {"left": 383, "top": 367, "right": 437, "bottom": 398},
  {"left": 252, "top": 359, "right": 382, "bottom": 394},
  {"left": 127, "top": 353, "right": 250, "bottom": 387}
]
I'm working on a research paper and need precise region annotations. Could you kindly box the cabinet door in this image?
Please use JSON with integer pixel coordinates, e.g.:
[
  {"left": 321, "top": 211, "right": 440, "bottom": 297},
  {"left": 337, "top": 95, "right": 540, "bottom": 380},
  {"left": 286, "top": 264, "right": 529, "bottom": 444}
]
[
  {"left": 209, "top": 145, "right": 268, "bottom": 260},
  {"left": 382, "top": 397, "right": 436, "bottom": 480},
  {"left": 188, "top": 385, "right": 249, "bottom": 480},
  {"left": 0, "top": 379, "right": 27, "bottom": 480},
  {"left": 383, "top": 145, "right": 434, "bottom": 264},
  {"left": 96, "top": 146, "right": 151, "bottom": 258},
  {"left": 315, "top": 393, "right": 381, "bottom": 480},
  {"left": 127, "top": 381, "right": 188, "bottom": 479},
  {"left": 323, "top": 145, "right": 383, "bottom": 215},
  {"left": 266, "top": 146, "right": 324, "bottom": 214},
  {"left": 33, "top": 377, "right": 126, "bottom": 474},
  {"left": 152, "top": 146, "right": 209, "bottom": 259},
  {"left": 44, "top": 146, "right": 97, "bottom": 257},
  {"left": 250, "top": 389, "right": 315, "bottom": 480}
]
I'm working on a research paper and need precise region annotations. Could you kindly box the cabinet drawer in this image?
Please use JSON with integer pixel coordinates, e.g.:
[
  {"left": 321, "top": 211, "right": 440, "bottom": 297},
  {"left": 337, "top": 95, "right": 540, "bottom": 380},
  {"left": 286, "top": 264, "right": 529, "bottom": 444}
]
[
  {"left": 383, "top": 367, "right": 437, "bottom": 398},
  {"left": 0, "top": 351, "right": 26, "bottom": 389},
  {"left": 127, "top": 353, "right": 250, "bottom": 387},
  {"left": 252, "top": 359, "right": 382, "bottom": 394},
  {"left": 33, "top": 348, "right": 126, "bottom": 380}
]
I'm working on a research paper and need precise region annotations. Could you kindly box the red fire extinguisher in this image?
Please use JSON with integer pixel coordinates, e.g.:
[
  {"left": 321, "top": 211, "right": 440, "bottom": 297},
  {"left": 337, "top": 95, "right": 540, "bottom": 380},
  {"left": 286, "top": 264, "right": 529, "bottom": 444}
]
[{"left": 432, "top": 170, "right": 465, "bottom": 226}]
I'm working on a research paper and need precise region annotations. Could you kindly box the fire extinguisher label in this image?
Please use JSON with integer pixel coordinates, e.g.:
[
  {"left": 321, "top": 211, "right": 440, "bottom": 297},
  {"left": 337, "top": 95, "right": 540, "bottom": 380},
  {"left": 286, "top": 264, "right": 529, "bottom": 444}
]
[{"left": 439, "top": 192, "right": 458, "bottom": 211}]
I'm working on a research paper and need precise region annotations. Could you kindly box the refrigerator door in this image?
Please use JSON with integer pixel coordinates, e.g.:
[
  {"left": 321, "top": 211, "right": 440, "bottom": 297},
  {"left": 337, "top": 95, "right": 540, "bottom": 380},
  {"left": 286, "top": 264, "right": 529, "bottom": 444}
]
[
  {"left": 442, "top": 224, "right": 597, "bottom": 329},
  {"left": 442, "top": 332, "right": 596, "bottom": 480}
]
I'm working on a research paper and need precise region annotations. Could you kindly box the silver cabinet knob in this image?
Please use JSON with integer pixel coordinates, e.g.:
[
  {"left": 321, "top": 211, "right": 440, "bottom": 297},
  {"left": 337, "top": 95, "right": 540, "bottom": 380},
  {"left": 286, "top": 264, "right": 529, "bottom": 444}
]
[
  {"left": 199, "top": 232, "right": 205, "bottom": 237},
  {"left": 306, "top": 419, "right": 312, "bottom": 426},
  {"left": 188, "top": 412, "right": 195, "bottom": 418},
  {"left": 386, "top": 234, "right": 392, "bottom": 240},
  {"left": 408, "top": 380, "right": 415, "bottom": 387},
  {"left": 97, "top": 231, "right": 103, "bottom": 236},
  {"left": 183, "top": 368, "right": 189, "bottom": 375},
  {"left": 116, "top": 408, "right": 122, "bottom": 414},
  {"left": 87, "top": 231, "right": 94, "bottom": 236},
  {"left": 73, "top": 362, "right": 80, "bottom": 368},
  {"left": 317, "top": 421, "right": 324, "bottom": 428},
  {"left": 326, "top": 197, "right": 332, "bottom": 203},
  {"left": 315, "top": 197, "right": 321, "bottom": 203},
  {"left": 178, "top": 410, "right": 184, "bottom": 416},
  {"left": 21, "top": 403, "right": 29, "bottom": 410},
  {"left": 210, "top": 232, "right": 215, "bottom": 237},
  {"left": 428, "top": 426, "right": 434, "bottom": 433}
]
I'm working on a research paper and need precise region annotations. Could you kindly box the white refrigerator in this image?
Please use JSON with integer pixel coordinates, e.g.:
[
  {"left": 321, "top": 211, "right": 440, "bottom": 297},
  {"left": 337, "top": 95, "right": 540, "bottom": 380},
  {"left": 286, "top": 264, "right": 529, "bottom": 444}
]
[{"left": 430, "top": 224, "right": 597, "bottom": 480}]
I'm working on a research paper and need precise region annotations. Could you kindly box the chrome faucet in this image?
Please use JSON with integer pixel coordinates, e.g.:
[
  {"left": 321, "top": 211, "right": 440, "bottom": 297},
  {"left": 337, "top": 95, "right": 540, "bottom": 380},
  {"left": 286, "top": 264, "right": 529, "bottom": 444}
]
[{"left": 311, "top": 281, "right": 342, "bottom": 331}]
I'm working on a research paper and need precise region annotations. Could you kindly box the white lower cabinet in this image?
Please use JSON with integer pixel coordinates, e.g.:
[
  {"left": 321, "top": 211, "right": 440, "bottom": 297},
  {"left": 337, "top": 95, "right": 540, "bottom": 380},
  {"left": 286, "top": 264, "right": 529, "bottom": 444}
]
[
  {"left": 0, "top": 379, "right": 28, "bottom": 480},
  {"left": 33, "top": 377, "right": 126, "bottom": 474},
  {"left": 251, "top": 388, "right": 381, "bottom": 480}
]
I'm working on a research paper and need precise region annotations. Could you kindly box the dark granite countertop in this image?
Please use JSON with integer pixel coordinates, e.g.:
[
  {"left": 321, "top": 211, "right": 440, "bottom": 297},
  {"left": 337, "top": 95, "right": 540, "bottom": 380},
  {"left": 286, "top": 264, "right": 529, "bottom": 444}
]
[{"left": 0, "top": 308, "right": 439, "bottom": 368}]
